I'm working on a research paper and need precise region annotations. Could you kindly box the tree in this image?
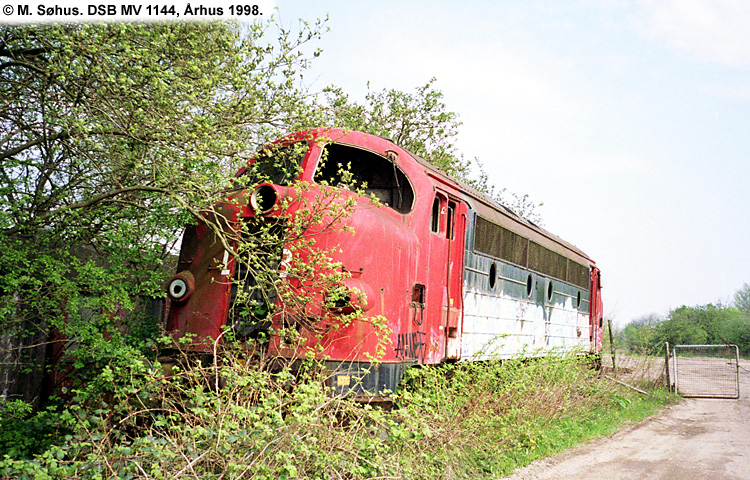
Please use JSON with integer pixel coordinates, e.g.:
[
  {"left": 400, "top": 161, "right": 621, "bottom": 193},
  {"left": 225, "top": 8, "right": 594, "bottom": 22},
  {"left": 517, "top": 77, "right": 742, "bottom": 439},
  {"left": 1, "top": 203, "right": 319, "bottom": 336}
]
[
  {"left": 656, "top": 306, "right": 709, "bottom": 347},
  {"left": 0, "top": 18, "right": 544, "bottom": 411},
  {"left": 654, "top": 304, "right": 750, "bottom": 352},
  {"left": 733, "top": 282, "right": 750, "bottom": 316},
  {"left": 0, "top": 20, "right": 326, "bottom": 403},
  {"left": 321, "top": 79, "right": 467, "bottom": 178},
  {"left": 320, "top": 79, "right": 544, "bottom": 223},
  {"left": 1, "top": 21, "right": 324, "bottom": 237},
  {"left": 620, "top": 313, "right": 662, "bottom": 354}
]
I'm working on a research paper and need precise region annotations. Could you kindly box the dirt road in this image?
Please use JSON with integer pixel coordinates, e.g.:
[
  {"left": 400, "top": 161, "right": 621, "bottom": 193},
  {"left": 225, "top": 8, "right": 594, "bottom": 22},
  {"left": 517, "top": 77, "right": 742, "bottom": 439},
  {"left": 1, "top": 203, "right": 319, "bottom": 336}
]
[{"left": 502, "top": 360, "right": 750, "bottom": 480}]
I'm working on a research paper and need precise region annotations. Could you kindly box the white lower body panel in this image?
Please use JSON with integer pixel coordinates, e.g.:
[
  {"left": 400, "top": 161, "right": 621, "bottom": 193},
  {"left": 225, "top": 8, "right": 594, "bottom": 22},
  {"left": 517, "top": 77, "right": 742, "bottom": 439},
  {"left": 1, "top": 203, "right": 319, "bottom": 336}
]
[{"left": 461, "top": 288, "right": 590, "bottom": 360}]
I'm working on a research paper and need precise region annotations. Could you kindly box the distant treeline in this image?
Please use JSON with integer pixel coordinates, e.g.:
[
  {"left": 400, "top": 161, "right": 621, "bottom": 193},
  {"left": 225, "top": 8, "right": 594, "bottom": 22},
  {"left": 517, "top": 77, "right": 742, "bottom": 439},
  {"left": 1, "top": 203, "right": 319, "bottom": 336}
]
[{"left": 617, "top": 283, "right": 750, "bottom": 355}]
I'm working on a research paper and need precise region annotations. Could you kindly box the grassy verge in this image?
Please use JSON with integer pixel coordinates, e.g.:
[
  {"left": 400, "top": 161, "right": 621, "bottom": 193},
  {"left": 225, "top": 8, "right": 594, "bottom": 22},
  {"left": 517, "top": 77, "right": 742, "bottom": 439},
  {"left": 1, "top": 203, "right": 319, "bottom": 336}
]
[
  {"left": 392, "top": 355, "right": 677, "bottom": 478},
  {"left": 0, "top": 352, "right": 677, "bottom": 479},
  {"left": 489, "top": 386, "right": 673, "bottom": 474}
]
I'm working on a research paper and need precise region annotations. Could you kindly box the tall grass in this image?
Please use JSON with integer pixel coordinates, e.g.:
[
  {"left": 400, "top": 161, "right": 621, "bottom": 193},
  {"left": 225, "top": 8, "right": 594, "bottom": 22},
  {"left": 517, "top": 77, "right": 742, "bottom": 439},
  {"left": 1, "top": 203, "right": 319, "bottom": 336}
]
[
  {"left": 0, "top": 350, "right": 676, "bottom": 479},
  {"left": 395, "top": 354, "right": 674, "bottom": 477}
]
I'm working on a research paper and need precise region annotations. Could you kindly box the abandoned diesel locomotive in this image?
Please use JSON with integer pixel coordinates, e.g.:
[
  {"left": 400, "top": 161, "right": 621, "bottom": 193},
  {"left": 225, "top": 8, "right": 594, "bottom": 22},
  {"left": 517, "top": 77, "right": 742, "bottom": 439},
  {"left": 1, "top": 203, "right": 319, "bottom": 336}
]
[{"left": 164, "top": 129, "right": 603, "bottom": 396}]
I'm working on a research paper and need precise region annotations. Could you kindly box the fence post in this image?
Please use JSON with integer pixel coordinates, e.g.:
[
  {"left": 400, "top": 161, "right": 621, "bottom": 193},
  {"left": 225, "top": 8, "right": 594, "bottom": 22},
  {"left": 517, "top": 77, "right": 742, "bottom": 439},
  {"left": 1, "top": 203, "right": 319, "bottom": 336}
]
[
  {"left": 664, "top": 342, "right": 671, "bottom": 392},
  {"left": 734, "top": 345, "right": 740, "bottom": 399},
  {"left": 608, "top": 319, "right": 616, "bottom": 373}
]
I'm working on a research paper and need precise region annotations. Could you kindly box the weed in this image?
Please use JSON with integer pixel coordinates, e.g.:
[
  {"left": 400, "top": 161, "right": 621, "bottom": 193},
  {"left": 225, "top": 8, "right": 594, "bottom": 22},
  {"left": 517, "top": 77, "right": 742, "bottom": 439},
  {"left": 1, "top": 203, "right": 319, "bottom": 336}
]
[{"left": 0, "top": 351, "right": 676, "bottom": 479}]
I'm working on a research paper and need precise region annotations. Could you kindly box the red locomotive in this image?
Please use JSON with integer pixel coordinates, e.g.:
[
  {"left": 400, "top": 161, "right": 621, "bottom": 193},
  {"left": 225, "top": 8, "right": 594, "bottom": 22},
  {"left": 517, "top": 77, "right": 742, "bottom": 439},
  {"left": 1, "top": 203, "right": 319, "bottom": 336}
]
[{"left": 164, "top": 129, "right": 603, "bottom": 396}]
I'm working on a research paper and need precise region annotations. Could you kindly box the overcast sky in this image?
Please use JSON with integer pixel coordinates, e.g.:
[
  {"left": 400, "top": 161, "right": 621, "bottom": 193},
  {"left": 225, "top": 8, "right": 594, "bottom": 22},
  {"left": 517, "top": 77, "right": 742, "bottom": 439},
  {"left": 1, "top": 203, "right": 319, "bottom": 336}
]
[{"left": 277, "top": 0, "right": 750, "bottom": 326}]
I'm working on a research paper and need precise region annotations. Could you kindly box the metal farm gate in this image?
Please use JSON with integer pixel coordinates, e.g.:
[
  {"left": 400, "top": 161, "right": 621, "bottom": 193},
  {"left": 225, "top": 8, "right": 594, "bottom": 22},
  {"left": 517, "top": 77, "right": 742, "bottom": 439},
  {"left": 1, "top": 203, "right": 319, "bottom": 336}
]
[{"left": 672, "top": 344, "right": 740, "bottom": 399}]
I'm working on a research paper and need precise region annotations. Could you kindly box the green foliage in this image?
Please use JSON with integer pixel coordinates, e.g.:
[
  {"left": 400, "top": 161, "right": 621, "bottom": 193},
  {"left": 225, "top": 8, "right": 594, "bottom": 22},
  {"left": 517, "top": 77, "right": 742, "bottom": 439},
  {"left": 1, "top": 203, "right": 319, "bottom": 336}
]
[
  {"left": 0, "top": 19, "right": 653, "bottom": 479},
  {"left": 322, "top": 79, "right": 466, "bottom": 178},
  {"left": 733, "top": 282, "right": 750, "bottom": 316},
  {"left": 0, "top": 348, "right": 399, "bottom": 478},
  {"left": 0, "top": 19, "right": 325, "bottom": 404},
  {"left": 320, "top": 79, "right": 545, "bottom": 223},
  {"left": 619, "top": 288, "right": 750, "bottom": 356},
  {"left": 393, "top": 354, "right": 672, "bottom": 477},
  {"left": 620, "top": 314, "right": 662, "bottom": 355},
  {"left": 1, "top": 19, "right": 545, "bottom": 412},
  {"left": 0, "top": 401, "right": 66, "bottom": 460},
  {"left": 0, "top": 351, "right": 673, "bottom": 479}
]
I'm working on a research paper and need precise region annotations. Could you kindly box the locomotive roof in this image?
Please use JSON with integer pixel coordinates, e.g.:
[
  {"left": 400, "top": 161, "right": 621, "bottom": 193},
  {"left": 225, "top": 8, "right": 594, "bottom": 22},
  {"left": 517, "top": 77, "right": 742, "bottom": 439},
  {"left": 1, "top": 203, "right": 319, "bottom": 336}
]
[
  {"left": 408, "top": 148, "right": 594, "bottom": 266},
  {"left": 293, "top": 129, "right": 595, "bottom": 266}
]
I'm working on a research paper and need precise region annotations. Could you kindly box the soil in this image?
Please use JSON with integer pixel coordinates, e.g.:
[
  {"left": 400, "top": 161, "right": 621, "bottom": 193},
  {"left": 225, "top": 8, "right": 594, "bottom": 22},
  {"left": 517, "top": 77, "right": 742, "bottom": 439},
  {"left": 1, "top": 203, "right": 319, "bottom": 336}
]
[{"left": 501, "top": 359, "right": 750, "bottom": 480}]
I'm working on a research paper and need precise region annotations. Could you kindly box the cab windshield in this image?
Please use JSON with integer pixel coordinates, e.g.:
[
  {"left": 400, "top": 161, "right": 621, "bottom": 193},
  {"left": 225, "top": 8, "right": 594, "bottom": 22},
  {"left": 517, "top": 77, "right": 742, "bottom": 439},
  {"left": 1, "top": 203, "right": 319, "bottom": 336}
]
[
  {"left": 238, "top": 142, "right": 308, "bottom": 187},
  {"left": 314, "top": 143, "right": 414, "bottom": 214}
]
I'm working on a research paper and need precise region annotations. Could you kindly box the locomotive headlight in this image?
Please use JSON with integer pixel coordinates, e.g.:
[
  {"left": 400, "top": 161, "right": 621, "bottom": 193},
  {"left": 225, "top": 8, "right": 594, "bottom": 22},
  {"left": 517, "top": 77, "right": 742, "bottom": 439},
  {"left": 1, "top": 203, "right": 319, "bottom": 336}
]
[
  {"left": 250, "top": 183, "right": 280, "bottom": 214},
  {"left": 167, "top": 272, "right": 195, "bottom": 302}
]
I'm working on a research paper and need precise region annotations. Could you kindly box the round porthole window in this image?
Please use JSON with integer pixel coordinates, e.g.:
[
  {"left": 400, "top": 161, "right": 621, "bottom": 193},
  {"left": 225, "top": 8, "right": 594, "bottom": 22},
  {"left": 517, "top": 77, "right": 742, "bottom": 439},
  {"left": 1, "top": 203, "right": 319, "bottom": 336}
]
[
  {"left": 489, "top": 263, "right": 497, "bottom": 289},
  {"left": 547, "top": 281, "right": 553, "bottom": 302},
  {"left": 576, "top": 291, "right": 582, "bottom": 308},
  {"left": 526, "top": 274, "right": 533, "bottom": 297}
]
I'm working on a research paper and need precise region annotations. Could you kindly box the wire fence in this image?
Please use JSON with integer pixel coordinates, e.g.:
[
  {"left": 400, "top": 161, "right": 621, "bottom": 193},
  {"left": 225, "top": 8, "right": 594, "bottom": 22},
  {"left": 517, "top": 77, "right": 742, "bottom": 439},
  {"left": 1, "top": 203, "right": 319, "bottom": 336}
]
[{"left": 673, "top": 344, "right": 740, "bottom": 399}]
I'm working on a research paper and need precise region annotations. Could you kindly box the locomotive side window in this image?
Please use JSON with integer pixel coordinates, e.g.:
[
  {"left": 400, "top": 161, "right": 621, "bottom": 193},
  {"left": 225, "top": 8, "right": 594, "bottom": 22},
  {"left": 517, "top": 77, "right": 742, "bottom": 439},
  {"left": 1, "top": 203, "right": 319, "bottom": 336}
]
[
  {"left": 446, "top": 201, "right": 456, "bottom": 239},
  {"left": 430, "top": 197, "right": 441, "bottom": 233},
  {"left": 314, "top": 143, "right": 415, "bottom": 214}
]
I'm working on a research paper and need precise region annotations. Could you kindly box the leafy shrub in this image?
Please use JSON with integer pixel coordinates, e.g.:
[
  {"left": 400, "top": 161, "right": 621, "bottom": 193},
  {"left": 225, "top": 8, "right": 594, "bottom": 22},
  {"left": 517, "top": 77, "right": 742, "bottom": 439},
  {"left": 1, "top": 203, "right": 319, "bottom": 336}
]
[{"left": 0, "top": 348, "right": 673, "bottom": 479}]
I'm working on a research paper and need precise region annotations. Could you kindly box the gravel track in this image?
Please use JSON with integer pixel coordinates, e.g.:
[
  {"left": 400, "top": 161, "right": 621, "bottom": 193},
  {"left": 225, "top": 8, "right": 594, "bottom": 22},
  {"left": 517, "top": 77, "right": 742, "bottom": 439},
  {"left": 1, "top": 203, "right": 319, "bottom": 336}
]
[{"left": 501, "top": 359, "right": 750, "bottom": 480}]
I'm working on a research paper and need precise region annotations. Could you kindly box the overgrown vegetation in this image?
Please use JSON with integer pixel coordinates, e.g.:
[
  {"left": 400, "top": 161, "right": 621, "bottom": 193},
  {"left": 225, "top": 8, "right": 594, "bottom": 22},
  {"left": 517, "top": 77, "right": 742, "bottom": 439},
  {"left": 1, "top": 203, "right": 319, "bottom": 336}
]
[
  {"left": 0, "top": 18, "right": 543, "bottom": 405},
  {"left": 0, "top": 18, "right": 625, "bottom": 480},
  {"left": 618, "top": 283, "right": 750, "bottom": 356},
  {"left": 0, "top": 348, "right": 675, "bottom": 479}
]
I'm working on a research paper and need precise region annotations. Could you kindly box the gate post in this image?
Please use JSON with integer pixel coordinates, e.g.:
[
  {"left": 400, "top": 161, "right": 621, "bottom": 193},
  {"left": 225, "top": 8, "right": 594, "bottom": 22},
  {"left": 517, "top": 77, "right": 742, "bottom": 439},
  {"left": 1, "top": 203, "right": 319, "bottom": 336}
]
[
  {"left": 608, "top": 319, "right": 615, "bottom": 373},
  {"left": 664, "top": 342, "right": 671, "bottom": 392},
  {"left": 735, "top": 345, "right": 741, "bottom": 400}
]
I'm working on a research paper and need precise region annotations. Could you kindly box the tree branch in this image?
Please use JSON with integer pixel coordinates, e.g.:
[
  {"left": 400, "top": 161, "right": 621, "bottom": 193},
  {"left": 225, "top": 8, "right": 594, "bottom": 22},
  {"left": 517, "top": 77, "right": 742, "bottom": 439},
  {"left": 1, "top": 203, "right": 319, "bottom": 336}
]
[
  {"left": 2, "top": 185, "right": 173, "bottom": 237},
  {"left": 0, "top": 127, "right": 132, "bottom": 164}
]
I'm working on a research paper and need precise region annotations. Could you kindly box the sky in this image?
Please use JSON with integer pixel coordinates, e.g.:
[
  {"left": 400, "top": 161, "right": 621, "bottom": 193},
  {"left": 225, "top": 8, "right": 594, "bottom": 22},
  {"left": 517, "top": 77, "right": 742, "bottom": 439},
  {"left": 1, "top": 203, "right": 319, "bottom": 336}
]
[
  {"left": 273, "top": 0, "right": 750, "bottom": 326},
  {"left": 8, "top": 0, "right": 746, "bottom": 326}
]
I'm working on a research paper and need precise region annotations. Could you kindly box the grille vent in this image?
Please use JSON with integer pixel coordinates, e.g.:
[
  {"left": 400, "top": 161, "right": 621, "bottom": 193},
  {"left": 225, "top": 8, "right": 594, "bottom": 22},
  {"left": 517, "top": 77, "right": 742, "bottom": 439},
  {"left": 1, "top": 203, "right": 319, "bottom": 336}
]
[
  {"left": 529, "top": 242, "right": 567, "bottom": 281},
  {"left": 473, "top": 215, "right": 590, "bottom": 288}
]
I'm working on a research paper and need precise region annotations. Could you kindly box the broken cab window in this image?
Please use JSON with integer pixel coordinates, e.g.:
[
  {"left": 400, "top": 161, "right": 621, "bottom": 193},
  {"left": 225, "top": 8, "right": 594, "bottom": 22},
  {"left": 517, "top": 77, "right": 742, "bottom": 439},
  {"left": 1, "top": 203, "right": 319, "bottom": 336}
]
[
  {"left": 314, "top": 143, "right": 415, "bottom": 214},
  {"left": 430, "top": 197, "right": 441, "bottom": 233},
  {"left": 238, "top": 142, "right": 308, "bottom": 187}
]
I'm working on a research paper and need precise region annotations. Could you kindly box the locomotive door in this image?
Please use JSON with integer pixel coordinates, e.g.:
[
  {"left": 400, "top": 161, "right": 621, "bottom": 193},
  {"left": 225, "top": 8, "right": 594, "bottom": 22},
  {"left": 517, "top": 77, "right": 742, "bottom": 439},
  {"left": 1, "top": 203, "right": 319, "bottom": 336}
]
[{"left": 432, "top": 191, "right": 467, "bottom": 360}]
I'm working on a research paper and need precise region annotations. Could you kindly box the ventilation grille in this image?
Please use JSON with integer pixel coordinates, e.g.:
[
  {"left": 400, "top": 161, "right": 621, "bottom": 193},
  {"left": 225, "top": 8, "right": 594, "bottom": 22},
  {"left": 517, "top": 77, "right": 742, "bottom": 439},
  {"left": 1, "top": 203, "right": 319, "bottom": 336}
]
[
  {"left": 473, "top": 215, "right": 590, "bottom": 288},
  {"left": 529, "top": 242, "right": 567, "bottom": 281},
  {"left": 566, "top": 261, "right": 590, "bottom": 289}
]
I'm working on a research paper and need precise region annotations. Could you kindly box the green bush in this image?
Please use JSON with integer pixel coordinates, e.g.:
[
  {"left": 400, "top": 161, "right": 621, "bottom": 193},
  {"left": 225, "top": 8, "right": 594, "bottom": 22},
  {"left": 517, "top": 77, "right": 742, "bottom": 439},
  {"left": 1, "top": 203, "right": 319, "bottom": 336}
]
[{"left": 0, "top": 348, "right": 674, "bottom": 479}]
